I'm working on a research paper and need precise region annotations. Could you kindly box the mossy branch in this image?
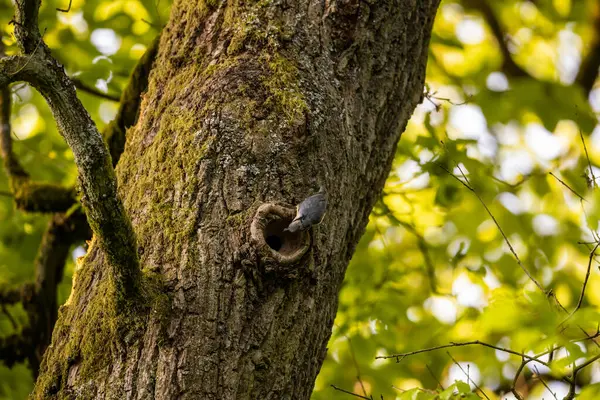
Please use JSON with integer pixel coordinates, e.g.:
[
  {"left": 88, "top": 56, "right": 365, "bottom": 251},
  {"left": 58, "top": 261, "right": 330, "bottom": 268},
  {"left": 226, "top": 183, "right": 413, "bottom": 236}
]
[
  {"left": 0, "top": 209, "right": 91, "bottom": 372},
  {"left": 0, "top": 333, "right": 31, "bottom": 368},
  {"left": 0, "top": 0, "right": 141, "bottom": 301},
  {"left": 0, "top": 46, "right": 77, "bottom": 213},
  {"left": 0, "top": 283, "right": 34, "bottom": 305}
]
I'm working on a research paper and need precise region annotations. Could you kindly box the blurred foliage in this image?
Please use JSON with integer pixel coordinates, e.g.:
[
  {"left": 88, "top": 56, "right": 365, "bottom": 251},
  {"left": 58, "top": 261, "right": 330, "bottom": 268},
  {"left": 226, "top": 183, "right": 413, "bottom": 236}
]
[
  {"left": 2, "top": 0, "right": 600, "bottom": 399},
  {"left": 313, "top": 0, "right": 600, "bottom": 399},
  {"left": 0, "top": 0, "right": 168, "bottom": 398}
]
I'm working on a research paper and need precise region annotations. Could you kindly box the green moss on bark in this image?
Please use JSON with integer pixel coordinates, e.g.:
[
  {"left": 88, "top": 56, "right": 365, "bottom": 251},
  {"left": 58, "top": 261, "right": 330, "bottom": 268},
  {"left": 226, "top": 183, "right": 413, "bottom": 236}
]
[{"left": 34, "top": 261, "right": 171, "bottom": 398}]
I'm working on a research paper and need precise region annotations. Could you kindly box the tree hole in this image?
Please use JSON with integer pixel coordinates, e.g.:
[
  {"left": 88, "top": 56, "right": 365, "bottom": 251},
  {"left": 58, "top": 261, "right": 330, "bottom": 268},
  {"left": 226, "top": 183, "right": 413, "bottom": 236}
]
[
  {"left": 251, "top": 203, "right": 310, "bottom": 264},
  {"left": 263, "top": 217, "right": 306, "bottom": 255}
]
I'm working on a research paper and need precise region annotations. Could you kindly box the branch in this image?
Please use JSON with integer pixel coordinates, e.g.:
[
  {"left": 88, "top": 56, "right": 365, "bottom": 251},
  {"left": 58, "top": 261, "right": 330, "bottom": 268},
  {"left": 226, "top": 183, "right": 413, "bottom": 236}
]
[
  {"left": 0, "top": 283, "right": 34, "bottom": 305},
  {"left": 446, "top": 351, "right": 490, "bottom": 400},
  {"left": 71, "top": 77, "right": 120, "bottom": 102},
  {"left": 331, "top": 385, "right": 373, "bottom": 400},
  {"left": 464, "top": 0, "right": 529, "bottom": 78},
  {"left": 0, "top": 42, "right": 78, "bottom": 213},
  {"left": 573, "top": 242, "right": 599, "bottom": 314},
  {"left": 26, "top": 209, "right": 91, "bottom": 373},
  {"left": 565, "top": 353, "right": 600, "bottom": 399},
  {"left": 0, "top": 209, "right": 91, "bottom": 371},
  {"left": 576, "top": 8, "right": 600, "bottom": 95},
  {"left": 437, "top": 162, "right": 544, "bottom": 292},
  {"left": 2, "top": 1, "right": 141, "bottom": 300},
  {"left": 0, "top": 333, "right": 31, "bottom": 368},
  {"left": 549, "top": 172, "right": 587, "bottom": 202},
  {"left": 103, "top": 34, "right": 160, "bottom": 166},
  {"left": 376, "top": 340, "right": 549, "bottom": 364}
]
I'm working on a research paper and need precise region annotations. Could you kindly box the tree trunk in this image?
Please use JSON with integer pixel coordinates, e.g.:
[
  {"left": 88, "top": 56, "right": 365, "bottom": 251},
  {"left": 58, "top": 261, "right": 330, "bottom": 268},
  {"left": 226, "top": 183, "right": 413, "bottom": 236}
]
[{"left": 33, "top": 0, "right": 440, "bottom": 398}]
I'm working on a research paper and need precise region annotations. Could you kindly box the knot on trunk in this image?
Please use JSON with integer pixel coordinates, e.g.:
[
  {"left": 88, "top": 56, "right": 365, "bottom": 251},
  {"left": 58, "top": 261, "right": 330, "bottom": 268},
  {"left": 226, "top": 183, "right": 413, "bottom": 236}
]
[{"left": 250, "top": 203, "right": 309, "bottom": 264}]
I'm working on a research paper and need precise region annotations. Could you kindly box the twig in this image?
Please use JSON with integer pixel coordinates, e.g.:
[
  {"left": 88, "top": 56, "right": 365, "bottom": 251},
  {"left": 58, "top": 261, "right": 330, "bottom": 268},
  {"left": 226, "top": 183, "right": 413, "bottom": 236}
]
[
  {"left": 376, "top": 340, "right": 549, "bottom": 365},
  {"left": 559, "top": 242, "right": 600, "bottom": 330},
  {"left": 574, "top": 242, "right": 599, "bottom": 313},
  {"left": 466, "top": 0, "right": 529, "bottom": 78},
  {"left": 576, "top": 9, "right": 600, "bottom": 95},
  {"left": 378, "top": 198, "right": 438, "bottom": 293},
  {"left": 580, "top": 129, "right": 597, "bottom": 188},
  {"left": 549, "top": 172, "right": 587, "bottom": 202},
  {"left": 446, "top": 351, "right": 490, "bottom": 400},
  {"left": 347, "top": 335, "right": 369, "bottom": 398},
  {"left": 425, "top": 364, "right": 444, "bottom": 391},
  {"left": 437, "top": 163, "right": 544, "bottom": 292},
  {"left": 331, "top": 385, "right": 372, "bottom": 400},
  {"left": 532, "top": 365, "right": 558, "bottom": 400},
  {"left": 56, "top": 0, "right": 72, "bottom": 12},
  {"left": 510, "top": 358, "right": 527, "bottom": 400},
  {"left": 1, "top": 304, "right": 17, "bottom": 330},
  {"left": 565, "top": 353, "right": 600, "bottom": 399},
  {"left": 71, "top": 77, "right": 120, "bottom": 102}
]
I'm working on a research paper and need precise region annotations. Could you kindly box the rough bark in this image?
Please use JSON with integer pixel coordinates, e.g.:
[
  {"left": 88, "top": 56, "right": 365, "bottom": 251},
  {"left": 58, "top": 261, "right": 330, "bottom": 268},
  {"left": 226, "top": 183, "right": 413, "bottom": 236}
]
[{"left": 34, "top": 0, "right": 440, "bottom": 399}]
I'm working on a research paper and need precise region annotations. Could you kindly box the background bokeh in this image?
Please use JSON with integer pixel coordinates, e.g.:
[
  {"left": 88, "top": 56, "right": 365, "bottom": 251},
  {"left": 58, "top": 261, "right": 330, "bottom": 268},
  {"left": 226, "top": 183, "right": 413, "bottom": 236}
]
[{"left": 2, "top": 1, "right": 600, "bottom": 399}]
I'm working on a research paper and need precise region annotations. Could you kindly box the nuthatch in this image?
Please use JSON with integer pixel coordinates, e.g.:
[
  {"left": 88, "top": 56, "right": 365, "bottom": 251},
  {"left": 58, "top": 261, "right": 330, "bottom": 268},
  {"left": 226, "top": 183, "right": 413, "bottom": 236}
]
[{"left": 284, "top": 186, "right": 327, "bottom": 233}]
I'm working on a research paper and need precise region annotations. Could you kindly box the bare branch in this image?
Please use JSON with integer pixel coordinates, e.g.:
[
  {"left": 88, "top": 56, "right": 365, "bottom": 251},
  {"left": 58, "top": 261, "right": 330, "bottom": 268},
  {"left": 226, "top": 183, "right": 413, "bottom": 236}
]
[
  {"left": 331, "top": 385, "right": 373, "bottom": 400},
  {"left": 56, "top": 0, "right": 72, "bottom": 13},
  {"left": 574, "top": 242, "right": 599, "bottom": 313},
  {"left": 347, "top": 335, "right": 369, "bottom": 398},
  {"left": 580, "top": 129, "right": 597, "bottom": 188},
  {"left": 437, "top": 163, "right": 544, "bottom": 292},
  {"left": 376, "top": 340, "right": 548, "bottom": 364},
  {"left": 464, "top": 0, "right": 529, "bottom": 78},
  {"left": 103, "top": 34, "right": 160, "bottom": 165},
  {"left": 446, "top": 351, "right": 490, "bottom": 400},
  {"left": 426, "top": 364, "right": 444, "bottom": 391},
  {"left": 576, "top": 9, "right": 600, "bottom": 95},
  {"left": 0, "top": 283, "right": 34, "bottom": 305},
  {"left": 71, "top": 77, "right": 120, "bottom": 102},
  {"left": 549, "top": 172, "right": 587, "bottom": 202},
  {"left": 0, "top": 333, "right": 31, "bottom": 368},
  {"left": 533, "top": 365, "right": 558, "bottom": 400}
]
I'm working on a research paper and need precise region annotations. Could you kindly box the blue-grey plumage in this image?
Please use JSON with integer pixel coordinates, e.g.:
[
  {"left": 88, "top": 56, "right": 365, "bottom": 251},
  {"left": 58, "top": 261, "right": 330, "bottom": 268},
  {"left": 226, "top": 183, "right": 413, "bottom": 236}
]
[{"left": 284, "top": 186, "right": 327, "bottom": 233}]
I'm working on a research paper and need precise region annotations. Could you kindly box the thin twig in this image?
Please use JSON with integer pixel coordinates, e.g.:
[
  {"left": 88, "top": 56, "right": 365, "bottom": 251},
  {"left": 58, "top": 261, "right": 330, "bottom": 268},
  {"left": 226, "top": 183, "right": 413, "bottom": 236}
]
[
  {"left": 71, "top": 78, "right": 120, "bottom": 102},
  {"left": 347, "top": 335, "right": 369, "bottom": 398},
  {"left": 8, "top": 28, "right": 45, "bottom": 76},
  {"left": 510, "top": 357, "right": 527, "bottom": 400},
  {"left": 549, "top": 172, "right": 587, "bottom": 202},
  {"left": 331, "top": 385, "right": 372, "bottom": 400},
  {"left": 376, "top": 340, "right": 548, "bottom": 365},
  {"left": 580, "top": 129, "right": 597, "bottom": 189},
  {"left": 446, "top": 351, "right": 490, "bottom": 400},
  {"left": 574, "top": 242, "right": 599, "bottom": 313},
  {"left": 437, "top": 163, "right": 544, "bottom": 292},
  {"left": 533, "top": 365, "right": 558, "bottom": 400},
  {"left": 56, "top": 0, "right": 72, "bottom": 12},
  {"left": 1, "top": 304, "right": 17, "bottom": 330},
  {"left": 425, "top": 364, "right": 444, "bottom": 391}
]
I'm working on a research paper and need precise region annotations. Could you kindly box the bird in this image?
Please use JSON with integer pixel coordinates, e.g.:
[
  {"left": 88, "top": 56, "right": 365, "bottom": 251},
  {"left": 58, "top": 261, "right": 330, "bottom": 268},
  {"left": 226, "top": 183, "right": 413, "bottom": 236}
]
[{"left": 284, "top": 186, "right": 327, "bottom": 233}]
